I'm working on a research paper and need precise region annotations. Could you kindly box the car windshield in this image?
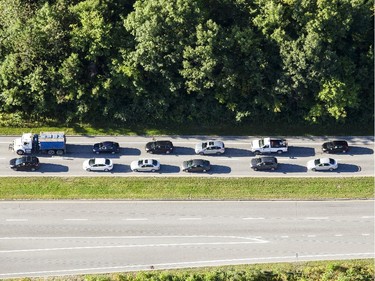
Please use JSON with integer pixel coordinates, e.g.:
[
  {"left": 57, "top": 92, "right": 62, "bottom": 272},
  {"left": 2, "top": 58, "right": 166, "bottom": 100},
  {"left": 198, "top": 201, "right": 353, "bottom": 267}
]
[
  {"left": 15, "top": 158, "right": 26, "bottom": 165},
  {"left": 105, "top": 159, "right": 111, "bottom": 165},
  {"left": 89, "top": 159, "right": 95, "bottom": 165},
  {"left": 314, "top": 159, "right": 321, "bottom": 165},
  {"left": 202, "top": 142, "right": 208, "bottom": 148},
  {"left": 329, "top": 158, "right": 335, "bottom": 164}
]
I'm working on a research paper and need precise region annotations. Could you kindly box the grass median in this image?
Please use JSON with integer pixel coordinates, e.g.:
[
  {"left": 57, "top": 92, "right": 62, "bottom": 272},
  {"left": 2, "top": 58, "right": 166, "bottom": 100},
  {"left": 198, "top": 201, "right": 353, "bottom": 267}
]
[{"left": 0, "top": 176, "right": 373, "bottom": 200}]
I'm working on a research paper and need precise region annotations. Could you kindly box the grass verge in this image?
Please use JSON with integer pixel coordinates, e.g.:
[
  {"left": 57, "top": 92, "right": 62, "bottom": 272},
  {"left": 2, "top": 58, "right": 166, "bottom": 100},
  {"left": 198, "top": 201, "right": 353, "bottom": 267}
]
[
  {"left": 0, "top": 177, "right": 373, "bottom": 200},
  {"left": 8, "top": 259, "right": 374, "bottom": 281}
]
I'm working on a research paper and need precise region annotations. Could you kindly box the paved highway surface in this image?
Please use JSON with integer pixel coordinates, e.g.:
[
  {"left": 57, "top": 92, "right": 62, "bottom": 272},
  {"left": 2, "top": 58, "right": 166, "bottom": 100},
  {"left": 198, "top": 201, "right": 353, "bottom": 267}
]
[
  {"left": 0, "top": 200, "right": 373, "bottom": 278},
  {"left": 0, "top": 136, "right": 374, "bottom": 177}
]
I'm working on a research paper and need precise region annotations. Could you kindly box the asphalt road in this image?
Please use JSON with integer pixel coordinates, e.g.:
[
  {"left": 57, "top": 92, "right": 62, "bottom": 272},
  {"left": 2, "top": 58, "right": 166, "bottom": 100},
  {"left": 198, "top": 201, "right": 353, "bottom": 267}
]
[
  {"left": 0, "top": 200, "right": 373, "bottom": 278},
  {"left": 0, "top": 135, "right": 374, "bottom": 177}
]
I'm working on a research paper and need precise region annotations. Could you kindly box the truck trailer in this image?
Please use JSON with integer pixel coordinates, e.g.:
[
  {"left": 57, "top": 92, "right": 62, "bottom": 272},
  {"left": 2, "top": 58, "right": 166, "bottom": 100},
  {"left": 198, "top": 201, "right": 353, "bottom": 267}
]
[{"left": 9, "top": 132, "right": 66, "bottom": 155}]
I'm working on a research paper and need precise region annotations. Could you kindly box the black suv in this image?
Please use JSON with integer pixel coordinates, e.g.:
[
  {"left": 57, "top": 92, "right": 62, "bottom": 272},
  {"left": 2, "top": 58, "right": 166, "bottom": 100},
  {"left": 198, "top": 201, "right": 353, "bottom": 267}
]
[
  {"left": 93, "top": 141, "right": 120, "bottom": 154},
  {"left": 10, "top": 156, "right": 40, "bottom": 171},
  {"left": 322, "top": 140, "right": 349, "bottom": 153},
  {"left": 250, "top": 156, "right": 278, "bottom": 171},
  {"left": 145, "top": 140, "right": 173, "bottom": 154}
]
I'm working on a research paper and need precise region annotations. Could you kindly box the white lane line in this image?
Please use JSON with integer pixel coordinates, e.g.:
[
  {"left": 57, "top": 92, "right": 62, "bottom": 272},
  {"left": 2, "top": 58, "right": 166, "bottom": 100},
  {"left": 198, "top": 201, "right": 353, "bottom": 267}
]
[
  {"left": 1, "top": 252, "right": 373, "bottom": 277},
  {"left": 281, "top": 236, "right": 289, "bottom": 238},
  {"left": 334, "top": 234, "right": 343, "bottom": 237},
  {"left": 306, "top": 217, "right": 329, "bottom": 220},
  {"left": 242, "top": 217, "right": 265, "bottom": 220},
  {"left": 5, "top": 219, "right": 28, "bottom": 222},
  {"left": 361, "top": 216, "right": 374, "bottom": 219},
  {"left": 362, "top": 233, "right": 370, "bottom": 236},
  {"left": 179, "top": 218, "right": 202, "bottom": 220},
  {"left": 63, "top": 219, "right": 88, "bottom": 221},
  {"left": 307, "top": 235, "right": 316, "bottom": 237},
  {"left": 122, "top": 218, "right": 148, "bottom": 221}
]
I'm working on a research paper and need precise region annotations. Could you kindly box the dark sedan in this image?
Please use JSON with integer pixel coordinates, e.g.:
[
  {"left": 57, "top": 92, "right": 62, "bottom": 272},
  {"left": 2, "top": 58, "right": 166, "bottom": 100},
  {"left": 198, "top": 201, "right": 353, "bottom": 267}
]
[
  {"left": 250, "top": 156, "right": 278, "bottom": 171},
  {"left": 93, "top": 141, "right": 120, "bottom": 154},
  {"left": 182, "top": 159, "right": 211, "bottom": 172},
  {"left": 322, "top": 140, "right": 349, "bottom": 153},
  {"left": 10, "top": 156, "right": 40, "bottom": 171}
]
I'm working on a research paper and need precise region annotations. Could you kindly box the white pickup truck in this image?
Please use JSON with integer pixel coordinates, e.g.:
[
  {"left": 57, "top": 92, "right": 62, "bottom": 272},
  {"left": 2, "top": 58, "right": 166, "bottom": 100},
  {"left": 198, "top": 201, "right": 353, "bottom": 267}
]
[{"left": 251, "top": 138, "right": 288, "bottom": 154}]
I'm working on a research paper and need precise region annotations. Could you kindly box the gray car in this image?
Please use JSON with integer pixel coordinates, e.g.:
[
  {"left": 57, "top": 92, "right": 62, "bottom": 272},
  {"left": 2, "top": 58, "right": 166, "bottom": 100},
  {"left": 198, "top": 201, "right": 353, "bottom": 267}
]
[
  {"left": 182, "top": 159, "right": 211, "bottom": 172},
  {"left": 250, "top": 157, "right": 278, "bottom": 171}
]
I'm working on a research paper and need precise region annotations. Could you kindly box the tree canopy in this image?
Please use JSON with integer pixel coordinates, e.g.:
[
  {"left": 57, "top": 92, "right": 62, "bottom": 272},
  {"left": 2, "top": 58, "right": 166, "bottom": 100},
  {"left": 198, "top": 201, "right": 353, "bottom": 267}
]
[{"left": 0, "top": 0, "right": 373, "bottom": 127}]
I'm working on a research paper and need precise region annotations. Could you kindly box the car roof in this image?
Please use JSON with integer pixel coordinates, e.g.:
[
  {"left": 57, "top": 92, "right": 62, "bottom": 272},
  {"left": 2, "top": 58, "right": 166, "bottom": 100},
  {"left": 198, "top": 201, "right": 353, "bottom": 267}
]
[
  {"left": 320, "top": 158, "right": 333, "bottom": 164},
  {"left": 259, "top": 156, "right": 277, "bottom": 162},
  {"left": 94, "top": 158, "right": 107, "bottom": 165}
]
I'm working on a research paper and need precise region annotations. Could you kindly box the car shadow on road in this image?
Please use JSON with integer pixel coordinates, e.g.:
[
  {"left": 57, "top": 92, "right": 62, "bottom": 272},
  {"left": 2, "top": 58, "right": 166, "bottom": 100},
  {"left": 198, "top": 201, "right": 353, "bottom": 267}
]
[
  {"left": 173, "top": 146, "right": 196, "bottom": 155},
  {"left": 286, "top": 146, "right": 316, "bottom": 157},
  {"left": 110, "top": 164, "right": 131, "bottom": 173},
  {"left": 347, "top": 146, "right": 374, "bottom": 155},
  {"left": 208, "top": 165, "right": 231, "bottom": 174},
  {"left": 160, "top": 164, "right": 181, "bottom": 173},
  {"left": 336, "top": 164, "right": 361, "bottom": 173},
  {"left": 225, "top": 148, "right": 252, "bottom": 157},
  {"left": 273, "top": 163, "right": 307, "bottom": 173},
  {"left": 39, "top": 163, "right": 69, "bottom": 173}
]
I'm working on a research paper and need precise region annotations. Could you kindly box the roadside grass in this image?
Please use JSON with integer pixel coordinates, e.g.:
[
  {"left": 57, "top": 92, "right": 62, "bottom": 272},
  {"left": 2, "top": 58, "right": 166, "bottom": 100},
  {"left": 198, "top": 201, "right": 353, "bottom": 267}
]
[
  {"left": 0, "top": 120, "right": 373, "bottom": 136},
  {"left": 0, "top": 177, "right": 373, "bottom": 200},
  {"left": 8, "top": 259, "right": 374, "bottom": 281}
]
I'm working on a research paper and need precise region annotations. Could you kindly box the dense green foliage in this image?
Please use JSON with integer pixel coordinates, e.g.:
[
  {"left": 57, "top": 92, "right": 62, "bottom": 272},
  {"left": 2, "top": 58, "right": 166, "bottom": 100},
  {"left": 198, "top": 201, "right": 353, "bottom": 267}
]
[
  {"left": 11, "top": 259, "right": 375, "bottom": 281},
  {"left": 0, "top": 176, "right": 372, "bottom": 200},
  {"left": 0, "top": 0, "right": 373, "bottom": 127}
]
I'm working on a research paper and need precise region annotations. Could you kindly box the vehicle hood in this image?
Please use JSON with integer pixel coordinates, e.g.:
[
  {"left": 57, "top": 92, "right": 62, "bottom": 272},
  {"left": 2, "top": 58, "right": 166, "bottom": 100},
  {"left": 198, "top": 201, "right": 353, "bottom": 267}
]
[
  {"left": 130, "top": 160, "right": 139, "bottom": 170},
  {"left": 251, "top": 140, "right": 261, "bottom": 149},
  {"left": 194, "top": 143, "right": 203, "bottom": 153},
  {"left": 9, "top": 158, "right": 17, "bottom": 167},
  {"left": 250, "top": 158, "right": 259, "bottom": 167},
  {"left": 322, "top": 142, "right": 332, "bottom": 150},
  {"left": 306, "top": 159, "right": 316, "bottom": 169},
  {"left": 182, "top": 161, "right": 189, "bottom": 169}
]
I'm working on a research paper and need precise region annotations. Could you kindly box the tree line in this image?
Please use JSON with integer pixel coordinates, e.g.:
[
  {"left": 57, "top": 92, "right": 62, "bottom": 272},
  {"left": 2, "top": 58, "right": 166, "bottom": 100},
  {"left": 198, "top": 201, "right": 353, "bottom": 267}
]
[{"left": 0, "top": 0, "right": 373, "bottom": 127}]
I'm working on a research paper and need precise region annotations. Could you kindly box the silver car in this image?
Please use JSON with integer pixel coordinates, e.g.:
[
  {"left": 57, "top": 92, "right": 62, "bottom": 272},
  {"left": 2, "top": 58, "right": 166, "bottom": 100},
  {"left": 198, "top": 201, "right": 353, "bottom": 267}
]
[
  {"left": 83, "top": 158, "right": 113, "bottom": 172},
  {"left": 307, "top": 158, "right": 338, "bottom": 171},
  {"left": 131, "top": 158, "right": 160, "bottom": 172},
  {"left": 195, "top": 140, "right": 225, "bottom": 155}
]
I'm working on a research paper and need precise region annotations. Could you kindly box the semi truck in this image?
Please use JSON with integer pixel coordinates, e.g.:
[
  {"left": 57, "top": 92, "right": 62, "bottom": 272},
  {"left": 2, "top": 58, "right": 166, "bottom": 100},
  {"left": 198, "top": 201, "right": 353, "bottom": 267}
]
[
  {"left": 9, "top": 132, "right": 66, "bottom": 155},
  {"left": 251, "top": 137, "right": 288, "bottom": 154}
]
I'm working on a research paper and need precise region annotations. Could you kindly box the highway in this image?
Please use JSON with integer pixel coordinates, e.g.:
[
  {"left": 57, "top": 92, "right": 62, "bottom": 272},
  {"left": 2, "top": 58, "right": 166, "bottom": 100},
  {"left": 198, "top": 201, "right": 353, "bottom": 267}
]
[
  {"left": 0, "top": 200, "right": 373, "bottom": 278},
  {"left": 0, "top": 135, "right": 374, "bottom": 177}
]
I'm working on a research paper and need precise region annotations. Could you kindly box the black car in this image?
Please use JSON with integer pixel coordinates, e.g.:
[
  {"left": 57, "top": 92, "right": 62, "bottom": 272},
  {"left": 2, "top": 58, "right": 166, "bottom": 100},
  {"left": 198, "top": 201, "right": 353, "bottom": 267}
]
[
  {"left": 182, "top": 159, "right": 210, "bottom": 172},
  {"left": 145, "top": 140, "right": 173, "bottom": 154},
  {"left": 10, "top": 156, "right": 40, "bottom": 171},
  {"left": 322, "top": 140, "right": 349, "bottom": 153},
  {"left": 250, "top": 156, "right": 278, "bottom": 171},
  {"left": 93, "top": 141, "right": 120, "bottom": 154}
]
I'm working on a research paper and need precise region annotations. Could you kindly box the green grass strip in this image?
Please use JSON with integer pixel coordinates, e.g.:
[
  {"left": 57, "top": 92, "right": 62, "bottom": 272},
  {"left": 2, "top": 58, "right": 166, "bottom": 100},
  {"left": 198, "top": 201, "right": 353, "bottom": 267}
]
[{"left": 1, "top": 177, "right": 373, "bottom": 200}]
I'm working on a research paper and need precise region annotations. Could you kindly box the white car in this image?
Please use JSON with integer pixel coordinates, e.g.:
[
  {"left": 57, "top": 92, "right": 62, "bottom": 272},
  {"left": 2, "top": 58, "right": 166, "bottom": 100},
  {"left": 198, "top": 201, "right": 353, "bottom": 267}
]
[
  {"left": 307, "top": 158, "right": 338, "bottom": 171},
  {"left": 131, "top": 158, "right": 160, "bottom": 172},
  {"left": 195, "top": 140, "right": 225, "bottom": 155},
  {"left": 83, "top": 158, "right": 113, "bottom": 172}
]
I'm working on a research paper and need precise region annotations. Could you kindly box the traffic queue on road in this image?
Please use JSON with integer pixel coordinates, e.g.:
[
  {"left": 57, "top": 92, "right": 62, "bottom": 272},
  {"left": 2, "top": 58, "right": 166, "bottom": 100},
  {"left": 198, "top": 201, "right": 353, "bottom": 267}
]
[{"left": 8, "top": 132, "right": 350, "bottom": 173}]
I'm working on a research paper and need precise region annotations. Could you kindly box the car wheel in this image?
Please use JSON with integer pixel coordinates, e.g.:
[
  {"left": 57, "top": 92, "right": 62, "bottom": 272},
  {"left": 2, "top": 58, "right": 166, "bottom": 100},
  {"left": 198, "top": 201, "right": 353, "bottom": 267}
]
[
  {"left": 253, "top": 167, "right": 258, "bottom": 171},
  {"left": 31, "top": 167, "right": 36, "bottom": 171},
  {"left": 95, "top": 152, "right": 100, "bottom": 154},
  {"left": 342, "top": 150, "right": 347, "bottom": 153},
  {"left": 329, "top": 168, "right": 333, "bottom": 171},
  {"left": 199, "top": 152, "right": 204, "bottom": 155},
  {"left": 86, "top": 168, "right": 91, "bottom": 171},
  {"left": 111, "top": 151, "right": 115, "bottom": 154},
  {"left": 312, "top": 168, "right": 316, "bottom": 171},
  {"left": 216, "top": 152, "right": 221, "bottom": 155},
  {"left": 254, "top": 151, "right": 260, "bottom": 155},
  {"left": 133, "top": 169, "right": 138, "bottom": 172},
  {"left": 203, "top": 169, "right": 207, "bottom": 172},
  {"left": 277, "top": 150, "right": 282, "bottom": 154},
  {"left": 16, "top": 150, "right": 24, "bottom": 155},
  {"left": 104, "top": 168, "right": 109, "bottom": 172},
  {"left": 166, "top": 151, "right": 170, "bottom": 154},
  {"left": 151, "top": 169, "right": 155, "bottom": 172},
  {"left": 271, "top": 167, "right": 275, "bottom": 171}
]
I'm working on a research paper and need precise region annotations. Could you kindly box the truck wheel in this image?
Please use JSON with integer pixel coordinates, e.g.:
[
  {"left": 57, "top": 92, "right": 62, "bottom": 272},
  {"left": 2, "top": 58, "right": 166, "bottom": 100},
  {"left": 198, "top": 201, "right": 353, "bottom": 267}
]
[
  {"left": 277, "top": 150, "right": 283, "bottom": 154},
  {"left": 254, "top": 151, "right": 260, "bottom": 155},
  {"left": 31, "top": 168, "right": 36, "bottom": 171},
  {"left": 16, "top": 150, "right": 24, "bottom": 155},
  {"left": 47, "top": 150, "right": 55, "bottom": 155},
  {"left": 86, "top": 168, "right": 91, "bottom": 171},
  {"left": 56, "top": 150, "right": 64, "bottom": 155}
]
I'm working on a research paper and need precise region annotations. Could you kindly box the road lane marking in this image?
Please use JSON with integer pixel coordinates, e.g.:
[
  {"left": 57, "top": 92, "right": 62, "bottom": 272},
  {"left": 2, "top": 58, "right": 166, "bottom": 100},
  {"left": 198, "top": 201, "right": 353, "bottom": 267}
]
[
  {"left": 179, "top": 218, "right": 202, "bottom": 220},
  {"left": 242, "top": 217, "right": 265, "bottom": 220},
  {"left": 361, "top": 216, "right": 374, "bottom": 219},
  {"left": 63, "top": 219, "right": 88, "bottom": 221},
  {"left": 306, "top": 217, "right": 329, "bottom": 220},
  {"left": 5, "top": 219, "right": 28, "bottom": 222},
  {"left": 122, "top": 218, "right": 148, "bottom": 221},
  {"left": 334, "top": 234, "right": 343, "bottom": 237},
  {"left": 361, "top": 233, "right": 370, "bottom": 236}
]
